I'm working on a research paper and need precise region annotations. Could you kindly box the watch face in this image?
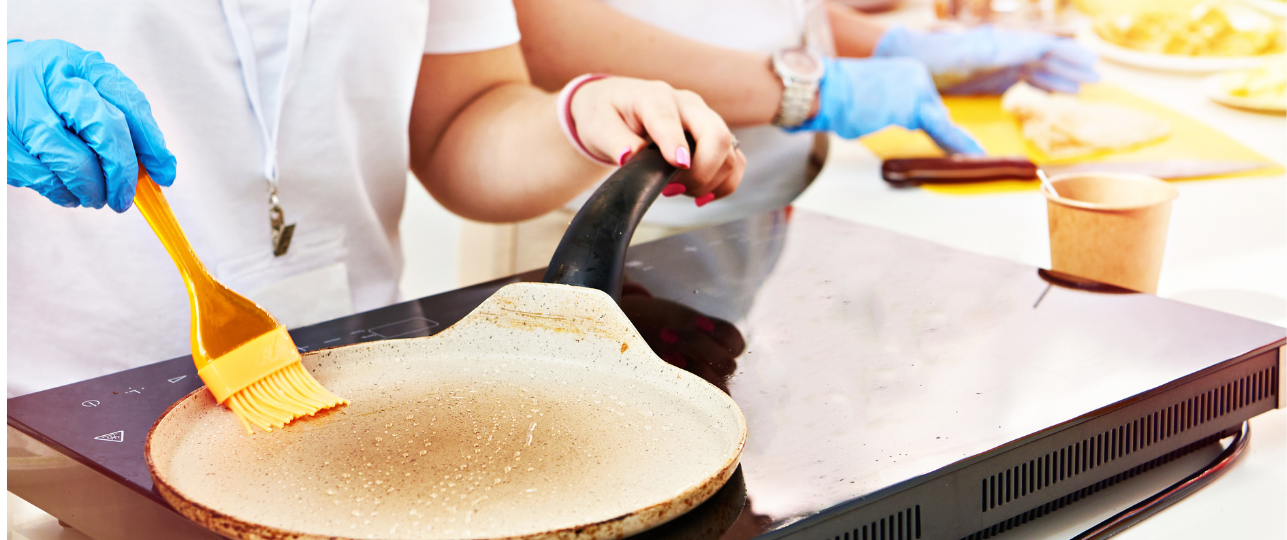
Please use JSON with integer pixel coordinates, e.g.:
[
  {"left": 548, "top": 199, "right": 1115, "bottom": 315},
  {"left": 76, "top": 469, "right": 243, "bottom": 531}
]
[{"left": 782, "top": 49, "right": 819, "bottom": 74}]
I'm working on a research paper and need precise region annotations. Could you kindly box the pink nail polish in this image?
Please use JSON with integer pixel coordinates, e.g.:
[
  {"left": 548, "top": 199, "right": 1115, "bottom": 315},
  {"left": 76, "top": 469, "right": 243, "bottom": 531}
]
[
  {"left": 659, "top": 328, "right": 679, "bottom": 344},
  {"left": 661, "top": 183, "right": 687, "bottom": 197},
  {"left": 661, "top": 352, "right": 688, "bottom": 369},
  {"left": 676, "top": 146, "right": 691, "bottom": 169},
  {"left": 616, "top": 147, "right": 634, "bottom": 166},
  {"left": 695, "top": 193, "right": 715, "bottom": 207},
  {"left": 694, "top": 316, "right": 715, "bottom": 332}
]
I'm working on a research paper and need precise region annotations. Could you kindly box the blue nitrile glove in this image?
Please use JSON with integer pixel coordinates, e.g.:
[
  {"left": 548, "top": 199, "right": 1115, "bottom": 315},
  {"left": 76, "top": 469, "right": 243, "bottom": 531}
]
[
  {"left": 873, "top": 25, "right": 1099, "bottom": 95},
  {"left": 8, "top": 39, "right": 176, "bottom": 212},
  {"left": 787, "top": 56, "right": 984, "bottom": 155}
]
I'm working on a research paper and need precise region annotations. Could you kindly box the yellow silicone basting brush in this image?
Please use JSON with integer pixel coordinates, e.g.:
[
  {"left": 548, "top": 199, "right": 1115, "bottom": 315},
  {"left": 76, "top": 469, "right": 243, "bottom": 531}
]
[{"left": 133, "top": 168, "right": 347, "bottom": 433}]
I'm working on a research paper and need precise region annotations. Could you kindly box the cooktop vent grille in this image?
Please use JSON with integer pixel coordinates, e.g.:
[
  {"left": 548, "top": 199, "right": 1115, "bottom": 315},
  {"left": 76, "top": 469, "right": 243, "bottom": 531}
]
[
  {"left": 980, "top": 364, "right": 1275, "bottom": 515},
  {"left": 960, "top": 432, "right": 1224, "bottom": 540},
  {"left": 829, "top": 505, "right": 921, "bottom": 540}
]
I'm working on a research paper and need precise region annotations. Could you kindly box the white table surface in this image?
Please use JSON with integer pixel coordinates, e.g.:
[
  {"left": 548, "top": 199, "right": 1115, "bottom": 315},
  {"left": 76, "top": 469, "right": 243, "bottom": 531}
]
[{"left": 792, "top": 12, "right": 1287, "bottom": 537}]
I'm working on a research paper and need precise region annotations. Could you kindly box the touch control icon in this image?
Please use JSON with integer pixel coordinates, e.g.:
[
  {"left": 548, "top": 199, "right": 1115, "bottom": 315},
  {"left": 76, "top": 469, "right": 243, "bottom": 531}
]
[{"left": 94, "top": 431, "right": 124, "bottom": 443}]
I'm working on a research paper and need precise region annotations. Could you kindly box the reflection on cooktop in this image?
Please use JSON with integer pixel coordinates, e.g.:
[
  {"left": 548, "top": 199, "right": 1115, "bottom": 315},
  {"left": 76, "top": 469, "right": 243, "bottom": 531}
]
[
  {"left": 620, "top": 290, "right": 746, "bottom": 393},
  {"left": 301, "top": 317, "right": 440, "bottom": 350},
  {"left": 8, "top": 209, "right": 1284, "bottom": 540}
]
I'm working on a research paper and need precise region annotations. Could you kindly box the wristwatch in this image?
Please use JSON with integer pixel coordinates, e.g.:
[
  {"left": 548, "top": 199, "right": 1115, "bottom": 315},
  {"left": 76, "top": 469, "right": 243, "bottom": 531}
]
[{"left": 770, "top": 47, "right": 825, "bottom": 128}]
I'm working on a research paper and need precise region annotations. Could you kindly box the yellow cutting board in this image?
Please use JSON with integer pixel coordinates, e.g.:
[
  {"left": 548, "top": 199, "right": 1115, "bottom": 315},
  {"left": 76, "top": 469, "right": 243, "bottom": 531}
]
[{"left": 859, "top": 83, "right": 1285, "bottom": 195}]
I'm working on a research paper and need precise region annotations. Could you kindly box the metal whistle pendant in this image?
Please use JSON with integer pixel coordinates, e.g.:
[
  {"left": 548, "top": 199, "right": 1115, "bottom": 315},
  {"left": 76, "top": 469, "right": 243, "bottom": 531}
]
[{"left": 269, "top": 187, "right": 296, "bottom": 257}]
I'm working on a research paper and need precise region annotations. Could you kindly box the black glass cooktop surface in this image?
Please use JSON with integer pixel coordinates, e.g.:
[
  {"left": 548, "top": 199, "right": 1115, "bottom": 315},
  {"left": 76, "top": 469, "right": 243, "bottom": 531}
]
[{"left": 9, "top": 209, "right": 1284, "bottom": 540}]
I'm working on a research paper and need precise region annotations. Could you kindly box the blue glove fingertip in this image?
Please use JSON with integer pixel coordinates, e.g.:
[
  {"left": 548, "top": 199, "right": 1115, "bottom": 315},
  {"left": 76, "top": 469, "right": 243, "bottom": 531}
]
[
  {"left": 1027, "top": 71, "right": 1082, "bottom": 94},
  {"left": 936, "top": 126, "right": 986, "bottom": 156},
  {"left": 63, "top": 176, "right": 108, "bottom": 209},
  {"left": 106, "top": 159, "right": 139, "bottom": 212},
  {"left": 954, "top": 135, "right": 986, "bottom": 156},
  {"left": 915, "top": 100, "right": 985, "bottom": 155},
  {"left": 109, "top": 180, "right": 137, "bottom": 213},
  {"left": 872, "top": 25, "right": 914, "bottom": 58},
  {"left": 1049, "top": 39, "right": 1099, "bottom": 69},
  {"left": 140, "top": 154, "right": 178, "bottom": 187}
]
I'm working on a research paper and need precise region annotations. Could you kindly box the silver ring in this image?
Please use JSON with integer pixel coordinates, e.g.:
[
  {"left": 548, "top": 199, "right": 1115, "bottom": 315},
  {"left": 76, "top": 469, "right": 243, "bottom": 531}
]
[{"left": 731, "top": 135, "right": 740, "bottom": 150}]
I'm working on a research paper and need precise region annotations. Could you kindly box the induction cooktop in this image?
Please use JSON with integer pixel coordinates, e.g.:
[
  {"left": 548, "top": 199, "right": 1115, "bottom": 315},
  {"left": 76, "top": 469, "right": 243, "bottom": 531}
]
[{"left": 8, "top": 210, "right": 1283, "bottom": 540}]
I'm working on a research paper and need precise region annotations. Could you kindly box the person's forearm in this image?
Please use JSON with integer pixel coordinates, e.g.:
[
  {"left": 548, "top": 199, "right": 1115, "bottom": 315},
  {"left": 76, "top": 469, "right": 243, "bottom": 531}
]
[
  {"left": 414, "top": 83, "right": 609, "bottom": 223},
  {"left": 514, "top": 0, "right": 783, "bottom": 127},
  {"left": 409, "top": 47, "right": 610, "bottom": 223},
  {"left": 827, "top": 2, "right": 889, "bottom": 58},
  {"left": 410, "top": 45, "right": 746, "bottom": 222}
]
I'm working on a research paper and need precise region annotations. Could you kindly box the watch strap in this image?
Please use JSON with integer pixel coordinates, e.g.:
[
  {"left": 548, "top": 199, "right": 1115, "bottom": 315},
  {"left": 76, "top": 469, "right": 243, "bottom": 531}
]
[
  {"left": 771, "top": 49, "right": 823, "bottom": 129},
  {"left": 773, "top": 78, "right": 817, "bottom": 128}
]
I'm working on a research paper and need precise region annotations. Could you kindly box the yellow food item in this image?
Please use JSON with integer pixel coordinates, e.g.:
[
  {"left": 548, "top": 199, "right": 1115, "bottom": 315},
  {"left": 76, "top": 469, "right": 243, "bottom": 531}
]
[
  {"left": 1094, "top": 2, "right": 1286, "bottom": 56},
  {"left": 1001, "top": 82, "right": 1172, "bottom": 158},
  {"left": 1222, "top": 63, "right": 1287, "bottom": 100}
]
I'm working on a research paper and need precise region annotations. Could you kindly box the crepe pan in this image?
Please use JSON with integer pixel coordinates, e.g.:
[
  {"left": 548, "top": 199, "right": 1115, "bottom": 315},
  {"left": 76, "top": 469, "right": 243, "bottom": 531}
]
[{"left": 145, "top": 145, "right": 748, "bottom": 540}]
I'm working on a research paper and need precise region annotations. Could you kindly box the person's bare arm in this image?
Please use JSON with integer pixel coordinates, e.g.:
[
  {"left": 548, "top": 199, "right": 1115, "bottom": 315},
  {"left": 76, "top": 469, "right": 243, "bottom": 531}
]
[
  {"left": 410, "top": 45, "right": 744, "bottom": 223},
  {"left": 827, "top": 2, "right": 889, "bottom": 58},
  {"left": 409, "top": 46, "right": 602, "bottom": 222},
  {"left": 514, "top": 0, "right": 785, "bottom": 127}
]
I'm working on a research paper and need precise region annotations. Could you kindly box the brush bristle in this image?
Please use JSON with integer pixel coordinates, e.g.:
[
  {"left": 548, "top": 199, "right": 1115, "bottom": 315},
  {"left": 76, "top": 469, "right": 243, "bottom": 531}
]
[{"left": 225, "top": 362, "right": 348, "bottom": 434}]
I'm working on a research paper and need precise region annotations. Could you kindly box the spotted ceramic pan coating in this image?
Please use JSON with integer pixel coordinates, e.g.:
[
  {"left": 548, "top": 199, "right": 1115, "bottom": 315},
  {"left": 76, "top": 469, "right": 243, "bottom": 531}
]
[{"left": 147, "top": 282, "right": 747, "bottom": 540}]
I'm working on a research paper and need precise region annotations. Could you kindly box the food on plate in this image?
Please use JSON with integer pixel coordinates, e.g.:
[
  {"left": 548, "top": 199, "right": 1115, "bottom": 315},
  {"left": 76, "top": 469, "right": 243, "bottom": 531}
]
[
  {"left": 1207, "top": 62, "right": 1287, "bottom": 111},
  {"left": 1221, "top": 62, "right": 1287, "bottom": 101},
  {"left": 1093, "top": 2, "right": 1285, "bottom": 57},
  {"left": 1001, "top": 82, "right": 1172, "bottom": 158}
]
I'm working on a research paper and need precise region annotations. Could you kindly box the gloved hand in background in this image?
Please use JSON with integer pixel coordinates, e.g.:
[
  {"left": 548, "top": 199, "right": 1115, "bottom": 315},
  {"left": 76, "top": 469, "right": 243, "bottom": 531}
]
[
  {"left": 873, "top": 25, "right": 1099, "bottom": 95},
  {"left": 8, "top": 39, "right": 176, "bottom": 212},
  {"left": 788, "top": 56, "right": 985, "bottom": 155}
]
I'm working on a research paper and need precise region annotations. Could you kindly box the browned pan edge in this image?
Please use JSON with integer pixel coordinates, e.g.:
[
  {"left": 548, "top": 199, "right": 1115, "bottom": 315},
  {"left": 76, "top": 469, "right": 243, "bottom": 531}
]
[{"left": 145, "top": 355, "right": 746, "bottom": 540}]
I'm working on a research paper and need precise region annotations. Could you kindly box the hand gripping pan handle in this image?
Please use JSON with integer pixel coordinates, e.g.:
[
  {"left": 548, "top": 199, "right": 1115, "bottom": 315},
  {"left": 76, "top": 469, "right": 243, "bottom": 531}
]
[{"left": 543, "top": 140, "right": 687, "bottom": 300}]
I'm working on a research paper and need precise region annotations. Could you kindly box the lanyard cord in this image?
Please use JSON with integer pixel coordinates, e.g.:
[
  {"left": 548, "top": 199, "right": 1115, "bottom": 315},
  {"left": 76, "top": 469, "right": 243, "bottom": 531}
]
[
  {"left": 792, "top": 0, "right": 807, "bottom": 44},
  {"left": 219, "top": 0, "right": 314, "bottom": 187},
  {"left": 795, "top": 0, "right": 834, "bottom": 56}
]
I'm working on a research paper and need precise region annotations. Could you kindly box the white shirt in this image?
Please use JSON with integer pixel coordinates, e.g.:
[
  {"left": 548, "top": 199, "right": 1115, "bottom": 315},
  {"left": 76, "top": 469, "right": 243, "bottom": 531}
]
[
  {"left": 6, "top": 0, "right": 520, "bottom": 396},
  {"left": 581, "top": 0, "right": 827, "bottom": 227}
]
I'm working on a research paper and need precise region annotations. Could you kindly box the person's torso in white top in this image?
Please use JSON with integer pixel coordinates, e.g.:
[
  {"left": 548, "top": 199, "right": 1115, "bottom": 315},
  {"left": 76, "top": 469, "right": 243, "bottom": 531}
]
[
  {"left": 6, "top": 0, "right": 519, "bottom": 396},
  {"left": 583, "top": 0, "right": 826, "bottom": 227}
]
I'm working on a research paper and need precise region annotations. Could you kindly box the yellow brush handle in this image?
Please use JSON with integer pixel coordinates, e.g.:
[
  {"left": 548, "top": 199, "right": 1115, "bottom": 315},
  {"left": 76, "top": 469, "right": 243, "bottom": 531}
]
[
  {"left": 133, "top": 168, "right": 230, "bottom": 370},
  {"left": 132, "top": 167, "right": 346, "bottom": 431},
  {"left": 134, "top": 169, "right": 211, "bottom": 293},
  {"left": 134, "top": 169, "right": 285, "bottom": 371}
]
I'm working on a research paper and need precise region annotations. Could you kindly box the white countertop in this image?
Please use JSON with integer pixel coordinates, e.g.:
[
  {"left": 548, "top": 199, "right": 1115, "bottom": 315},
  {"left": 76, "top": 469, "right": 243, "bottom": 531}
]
[{"left": 793, "top": 21, "right": 1287, "bottom": 539}]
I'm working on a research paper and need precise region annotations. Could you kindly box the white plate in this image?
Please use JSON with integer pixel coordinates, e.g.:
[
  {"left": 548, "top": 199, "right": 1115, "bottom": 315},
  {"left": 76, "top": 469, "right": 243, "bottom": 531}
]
[
  {"left": 1077, "top": 25, "right": 1284, "bottom": 73},
  {"left": 1203, "top": 71, "right": 1287, "bottom": 113},
  {"left": 1241, "top": 0, "right": 1287, "bottom": 18}
]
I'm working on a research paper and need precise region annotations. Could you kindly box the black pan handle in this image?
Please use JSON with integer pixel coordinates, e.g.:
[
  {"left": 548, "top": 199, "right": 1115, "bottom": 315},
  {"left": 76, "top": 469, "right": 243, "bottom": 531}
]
[{"left": 543, "top": 142, "right": 685, "bottom": 300}]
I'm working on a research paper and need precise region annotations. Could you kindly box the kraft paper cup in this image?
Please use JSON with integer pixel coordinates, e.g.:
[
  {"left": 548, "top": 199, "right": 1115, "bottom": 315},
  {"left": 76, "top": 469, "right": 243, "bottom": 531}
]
[{"left": 1045, "top": 173, "right": 1179, "bottom": 294}]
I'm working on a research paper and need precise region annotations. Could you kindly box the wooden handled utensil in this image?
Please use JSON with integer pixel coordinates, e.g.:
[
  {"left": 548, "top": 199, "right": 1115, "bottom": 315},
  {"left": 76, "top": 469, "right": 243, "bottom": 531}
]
[{"left": 881, "top": 156, "right": 1269, "bottom": 186}]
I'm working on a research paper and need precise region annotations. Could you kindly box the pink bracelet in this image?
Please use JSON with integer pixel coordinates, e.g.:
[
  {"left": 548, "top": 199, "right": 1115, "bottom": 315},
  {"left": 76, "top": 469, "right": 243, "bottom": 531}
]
[{"left": 557, "top": 73, "right": 616, "bottom": 166}]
